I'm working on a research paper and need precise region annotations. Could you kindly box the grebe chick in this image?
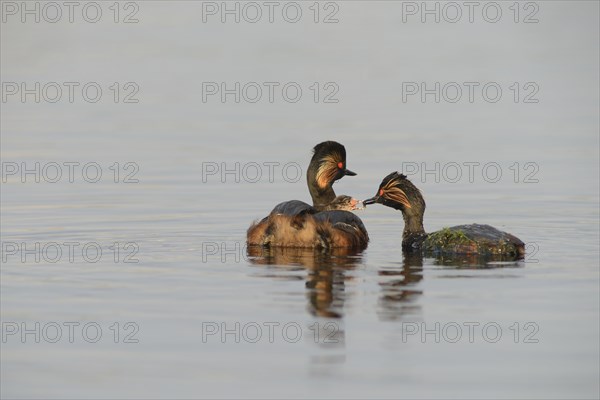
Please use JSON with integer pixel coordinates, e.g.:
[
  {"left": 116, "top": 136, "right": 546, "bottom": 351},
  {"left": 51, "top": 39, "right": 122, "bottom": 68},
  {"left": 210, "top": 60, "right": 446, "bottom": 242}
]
[
  {"left": 269, "top": 195, "right": 362, "bottom": 217},
  {"left": 363, "top": 172, "right": 524, "bottom": 258},
  {"left": 320, "top": 195, "right": 364, "bottom": 211}
]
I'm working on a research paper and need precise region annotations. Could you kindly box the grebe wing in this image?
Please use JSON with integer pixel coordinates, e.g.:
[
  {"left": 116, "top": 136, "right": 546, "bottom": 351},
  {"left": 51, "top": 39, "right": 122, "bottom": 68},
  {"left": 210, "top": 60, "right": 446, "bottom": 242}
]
[
  {"left": 313, "top": 210, "right": 368, "bottom": 235},
  {"left": 270, "top": 200, "right": 316, "bottom": 217}
]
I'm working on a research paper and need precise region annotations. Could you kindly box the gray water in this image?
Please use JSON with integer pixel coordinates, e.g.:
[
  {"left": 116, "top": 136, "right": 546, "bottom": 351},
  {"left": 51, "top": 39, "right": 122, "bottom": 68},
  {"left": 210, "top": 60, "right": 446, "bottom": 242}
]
[{"left": 1, "top": 1, "right": 599, "bottom": 399}]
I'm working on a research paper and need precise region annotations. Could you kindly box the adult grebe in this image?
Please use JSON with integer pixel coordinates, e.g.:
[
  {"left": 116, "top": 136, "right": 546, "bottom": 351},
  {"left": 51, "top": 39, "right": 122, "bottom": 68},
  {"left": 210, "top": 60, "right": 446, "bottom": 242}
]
[
  {"left": 247, "top": 141, "right": 369, "bottom": 249},
  {"left": 363, "top": 172, "right": 524, "bottom": 258},
  {"left": 306, "top": 141, "right": 356, "bottom": 209}
]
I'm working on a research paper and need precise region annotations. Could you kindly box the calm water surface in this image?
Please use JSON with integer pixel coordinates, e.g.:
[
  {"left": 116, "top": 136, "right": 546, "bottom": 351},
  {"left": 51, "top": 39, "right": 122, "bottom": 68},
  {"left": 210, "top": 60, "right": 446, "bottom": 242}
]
[{"left": 1, "top": 2, "right": 599, "bottom": 399}]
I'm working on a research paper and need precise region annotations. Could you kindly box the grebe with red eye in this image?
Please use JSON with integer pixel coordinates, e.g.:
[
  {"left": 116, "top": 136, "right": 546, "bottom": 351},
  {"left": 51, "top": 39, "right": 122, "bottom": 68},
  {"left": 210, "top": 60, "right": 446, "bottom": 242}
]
[
  {"left": 363, "top": 172, "right": 524, "bottom": 258},
  {"left": 247, "top": 141, "right": 369, "bottom": 249}
]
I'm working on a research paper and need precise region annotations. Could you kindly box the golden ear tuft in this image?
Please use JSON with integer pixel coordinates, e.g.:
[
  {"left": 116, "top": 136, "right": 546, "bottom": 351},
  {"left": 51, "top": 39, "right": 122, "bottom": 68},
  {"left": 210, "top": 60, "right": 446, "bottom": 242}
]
[
  {"left": 315, "top": 153, "right": 342, "bottom": 188},
  {"left": 381, "top": 177, "right": 412, "bottom": 208},
  {"left": 388, "top": 188, "right": 412, "bottom": 209}
]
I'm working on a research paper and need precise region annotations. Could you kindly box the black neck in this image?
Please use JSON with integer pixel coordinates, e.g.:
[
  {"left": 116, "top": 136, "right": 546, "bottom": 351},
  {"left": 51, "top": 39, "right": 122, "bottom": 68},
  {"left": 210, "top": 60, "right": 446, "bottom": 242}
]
[
  {"left": 314, "top": 201, "right": 336, "bottom": 212},
  {"left": 307, "top": 168, "right": 336, "bottom": 208},
  {"left": 401, "top": 210, "right": 427, "bottom": 251}
]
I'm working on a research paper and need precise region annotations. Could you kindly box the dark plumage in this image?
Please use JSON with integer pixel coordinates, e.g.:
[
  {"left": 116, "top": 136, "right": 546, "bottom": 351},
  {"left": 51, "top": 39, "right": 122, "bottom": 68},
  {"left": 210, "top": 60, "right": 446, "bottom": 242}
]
[
  {"left": 313, "top": 210, "right": 369, "bottom": 248},
  {"left": 269, "top": 200, "right": 315, "bottom": 217}
]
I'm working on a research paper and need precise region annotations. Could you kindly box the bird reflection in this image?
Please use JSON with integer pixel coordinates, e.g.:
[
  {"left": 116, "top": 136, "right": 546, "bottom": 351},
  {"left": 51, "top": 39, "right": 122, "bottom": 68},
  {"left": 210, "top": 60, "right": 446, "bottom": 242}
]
[
  {"left": 377, "top": 251, "right": 424, "bottom": 322},
  {"left": 426, "top": 251, "right": 525, "bottom": 269},
  {"left": 247, "top": 246, "right": 363, "bottom": 320}
]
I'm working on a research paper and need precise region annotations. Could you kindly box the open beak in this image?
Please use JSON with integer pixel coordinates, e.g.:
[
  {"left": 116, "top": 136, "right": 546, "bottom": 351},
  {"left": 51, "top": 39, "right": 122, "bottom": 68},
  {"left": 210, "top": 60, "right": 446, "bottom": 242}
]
[
  {"left": 349, "top": 198, "right": 365, "bottom": 211},
  {"left": 362, "top": 196, "right": 379, "bottom": 206},
  {"left": 344, "top": 169, "right": 357, "bottom": 176}
]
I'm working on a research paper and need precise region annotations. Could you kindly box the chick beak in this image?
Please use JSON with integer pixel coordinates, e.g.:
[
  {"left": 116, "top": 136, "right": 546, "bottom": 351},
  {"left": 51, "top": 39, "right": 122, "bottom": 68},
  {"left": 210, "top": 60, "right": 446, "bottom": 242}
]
[{"left": 350, "top": 198, "right": 364, "bottom": 211}]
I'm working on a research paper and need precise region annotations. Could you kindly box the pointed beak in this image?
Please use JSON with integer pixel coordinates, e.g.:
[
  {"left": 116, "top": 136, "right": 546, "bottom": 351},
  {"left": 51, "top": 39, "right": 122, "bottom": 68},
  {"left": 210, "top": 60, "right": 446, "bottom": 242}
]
[
  {"left": 363, "top": 196, "right": 379, "bottom": 206},
  {"left": 344, "top": 169, "right": 357, "bottom": 176}
]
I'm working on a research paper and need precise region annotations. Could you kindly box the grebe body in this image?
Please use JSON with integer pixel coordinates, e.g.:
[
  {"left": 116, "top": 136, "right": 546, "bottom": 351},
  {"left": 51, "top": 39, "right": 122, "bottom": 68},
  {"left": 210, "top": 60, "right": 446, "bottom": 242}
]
[{"left": 247, "top": 142, "right": 368, "bottom": 250}]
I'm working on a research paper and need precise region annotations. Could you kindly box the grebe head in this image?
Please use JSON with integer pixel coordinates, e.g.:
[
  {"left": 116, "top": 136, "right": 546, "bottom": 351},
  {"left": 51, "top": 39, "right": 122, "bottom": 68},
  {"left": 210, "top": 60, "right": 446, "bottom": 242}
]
[
  {"left": 363, "top": 172, "right": 425, "bottom": 214},
  {"left": 363, "top": 172, "right": 426, "bottom": 239},
  {"left": 307, "top": 141, "right": 356, "bottom": 207},
  {"left": 325, "top": 195, "right": 364, "bottom": 211},
  {"left": 310, "top": 141, "right": 356, "bottom": 186}
]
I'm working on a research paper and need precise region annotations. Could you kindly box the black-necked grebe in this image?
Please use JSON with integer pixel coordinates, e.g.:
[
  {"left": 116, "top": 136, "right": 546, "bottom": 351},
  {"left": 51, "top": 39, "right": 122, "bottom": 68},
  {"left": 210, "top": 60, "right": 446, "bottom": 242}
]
[
  {"left": 306, "top": 141, "right": 356, "bottom": 209},
  {"left": 363, "top": 172, "right": 524, "bottom": 258},
  {"left": 247, "top": 141, "right": 369, "bottom": 249}
]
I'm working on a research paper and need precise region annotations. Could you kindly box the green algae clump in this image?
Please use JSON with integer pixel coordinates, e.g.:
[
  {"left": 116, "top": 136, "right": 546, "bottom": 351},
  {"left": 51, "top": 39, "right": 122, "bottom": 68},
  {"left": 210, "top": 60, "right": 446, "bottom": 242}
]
[{"left": 422, "top": 227, "right": 477, "bottom": 254}]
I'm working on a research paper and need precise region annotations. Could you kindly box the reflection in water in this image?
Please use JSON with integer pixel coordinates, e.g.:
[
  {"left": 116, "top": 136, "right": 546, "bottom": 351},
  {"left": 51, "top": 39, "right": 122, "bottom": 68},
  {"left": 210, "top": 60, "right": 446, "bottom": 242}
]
[
  {"left": 427, "top": 252, "right": 525, "bottom": 269},
  {"left": 247, "top": 246, "right": 362, "bottom": 353},
  {"left": 248, "top": 246, "right": 523, "bottom": 325},
  {"left": 377, "top": 252, "right": 424, "bottom": 322},
  {"left": 247, "top": 246, "right": 363, "bottom": 320},
  {"left": 375, "top": 251, "right": 522, "bottom": 322}
]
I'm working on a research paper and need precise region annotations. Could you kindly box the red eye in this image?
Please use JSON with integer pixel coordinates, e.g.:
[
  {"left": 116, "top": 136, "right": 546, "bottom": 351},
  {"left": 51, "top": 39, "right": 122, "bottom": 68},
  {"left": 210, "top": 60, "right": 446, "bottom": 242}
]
[
  {"left": 337, "top": 162, "right": 343, "bottom": 169},
  {"left": 379, "top": 189, "right": 384, "bottom": 196}
]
